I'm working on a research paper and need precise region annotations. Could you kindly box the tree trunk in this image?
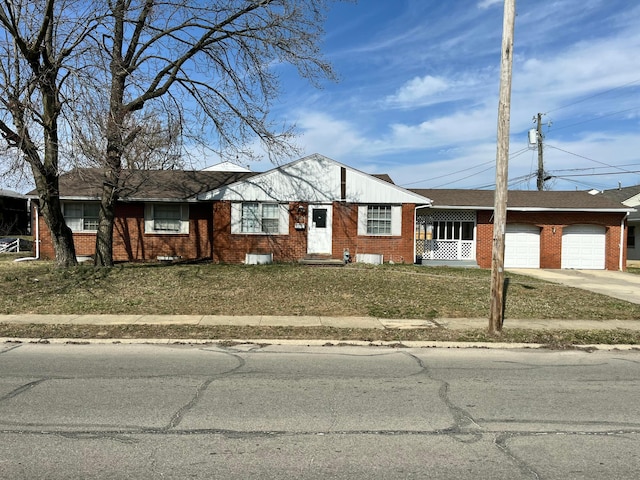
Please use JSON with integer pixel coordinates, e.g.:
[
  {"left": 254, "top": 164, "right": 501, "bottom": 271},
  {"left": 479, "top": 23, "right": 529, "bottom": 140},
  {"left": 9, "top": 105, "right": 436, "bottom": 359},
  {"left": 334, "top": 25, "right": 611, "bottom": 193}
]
[{"left": 31, "top": 166, "right": 78, "bottom": 268}]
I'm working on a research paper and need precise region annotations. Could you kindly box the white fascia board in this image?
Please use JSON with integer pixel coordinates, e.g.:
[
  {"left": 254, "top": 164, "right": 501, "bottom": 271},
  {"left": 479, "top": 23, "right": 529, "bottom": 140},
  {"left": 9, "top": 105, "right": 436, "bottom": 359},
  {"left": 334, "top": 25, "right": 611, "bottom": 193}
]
[
  {"left": 425, "top": 206, "right": 483, "bottom": 210},
  {"left": 424, "top": 206, "right": 635, "bottom": 213},
  {"left": 125, "top": 197, "right": 200, "bottom": 203},
  {"left": 506, "top": 207, "right": 636, "bottom": 213}
]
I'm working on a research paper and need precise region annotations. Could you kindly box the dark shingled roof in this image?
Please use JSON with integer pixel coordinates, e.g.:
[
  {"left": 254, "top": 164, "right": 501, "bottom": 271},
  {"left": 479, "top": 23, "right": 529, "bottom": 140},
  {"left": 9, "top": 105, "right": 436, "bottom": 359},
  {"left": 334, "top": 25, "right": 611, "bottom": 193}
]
[
  {"left": 410, "top": 189, "right": 633, "bottom": 211},
  {"left": 372, "top": 173, "right": 394, "bottom": 184},
  {"left": 601, "top": 185, "right": 640, "bottom": 203},
  {"left": 28, "top": 168, "right": 257, "bottom": 201}
]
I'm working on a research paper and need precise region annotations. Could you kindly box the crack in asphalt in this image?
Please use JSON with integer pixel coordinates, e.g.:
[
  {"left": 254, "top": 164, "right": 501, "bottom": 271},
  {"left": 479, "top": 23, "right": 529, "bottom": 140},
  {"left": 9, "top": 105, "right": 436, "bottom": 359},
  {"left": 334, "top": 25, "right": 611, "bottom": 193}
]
[
  {"left": 0, "top": 344, "right": 22, "bottom": 355},
  {"left": 163, "top": 348, "right": 247, "bottom": 431},
  {"left": 494, "top": 432, "right": 541, "bottom": 479},
  {"left": 400, "top": 351, "right": 483, "bottom": 443},
  {"left": 0, "top": 378, "right": 48, "bottom": 402}
]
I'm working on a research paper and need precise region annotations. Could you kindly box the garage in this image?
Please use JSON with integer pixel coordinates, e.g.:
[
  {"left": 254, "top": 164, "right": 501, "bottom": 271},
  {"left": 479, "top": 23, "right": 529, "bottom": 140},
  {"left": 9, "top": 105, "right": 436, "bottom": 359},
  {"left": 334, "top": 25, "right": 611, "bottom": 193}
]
[
  {"left": 505, "top": 224, "right": 540, "bottom": 268},
  {"left": 561, "top": 225, "right": 606, "bottom": 269}
]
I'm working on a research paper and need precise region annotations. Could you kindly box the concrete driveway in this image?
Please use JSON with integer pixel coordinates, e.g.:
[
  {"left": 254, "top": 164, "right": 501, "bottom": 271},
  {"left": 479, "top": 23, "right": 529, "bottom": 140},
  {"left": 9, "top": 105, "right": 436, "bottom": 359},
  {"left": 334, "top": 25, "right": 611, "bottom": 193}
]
[{"left": 507, "top": 269, "right": 640, "bottom": 305}]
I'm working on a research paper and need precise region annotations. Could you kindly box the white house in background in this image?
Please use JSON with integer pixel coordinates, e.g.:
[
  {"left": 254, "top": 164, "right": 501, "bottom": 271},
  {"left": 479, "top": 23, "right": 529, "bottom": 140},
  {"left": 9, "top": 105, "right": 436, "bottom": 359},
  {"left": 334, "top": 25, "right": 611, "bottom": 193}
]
[{"left": 602, "top": 185, "right": 640, "bottom": 261}]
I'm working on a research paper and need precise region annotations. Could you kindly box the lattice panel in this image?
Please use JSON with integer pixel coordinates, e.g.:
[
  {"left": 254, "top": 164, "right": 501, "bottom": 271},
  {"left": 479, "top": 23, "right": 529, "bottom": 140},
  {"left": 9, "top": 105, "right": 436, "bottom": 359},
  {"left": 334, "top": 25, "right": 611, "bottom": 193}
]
[
  {"left": 431, "top": 240, "right": 458, "bottom": 260},
  {"left": 460, "top": 241, "right": 473, "bottom": 259},
  {"left": 417, "top": 210, "right": 475, "bottom": 223}
]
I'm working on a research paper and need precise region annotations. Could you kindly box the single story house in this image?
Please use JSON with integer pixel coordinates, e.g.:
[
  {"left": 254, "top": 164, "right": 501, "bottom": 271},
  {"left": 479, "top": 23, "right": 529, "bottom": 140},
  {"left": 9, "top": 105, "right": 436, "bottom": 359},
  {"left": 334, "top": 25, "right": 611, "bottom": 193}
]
[
  {"left": 411, "top": 189, "right": 634, "bottom": 270},
  {"left": 0, "top": 189, "right": 29, "bottom": 235},
  {"left": 28, "top": 154, "right": 432, "bottom": 264},
  {"left": 601, "top": 185, "right": 640, "bottom": 262}
]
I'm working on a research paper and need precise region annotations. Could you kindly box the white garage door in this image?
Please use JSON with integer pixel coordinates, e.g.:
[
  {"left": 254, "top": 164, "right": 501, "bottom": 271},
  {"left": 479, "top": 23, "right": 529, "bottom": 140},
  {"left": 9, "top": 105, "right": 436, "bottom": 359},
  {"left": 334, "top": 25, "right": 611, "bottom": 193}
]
[
  {"left": 561, "top": 225, "right": 606, "bottom": 269},
  {"left": 505, "top": 224, "right": 540, "bottom": 268}
]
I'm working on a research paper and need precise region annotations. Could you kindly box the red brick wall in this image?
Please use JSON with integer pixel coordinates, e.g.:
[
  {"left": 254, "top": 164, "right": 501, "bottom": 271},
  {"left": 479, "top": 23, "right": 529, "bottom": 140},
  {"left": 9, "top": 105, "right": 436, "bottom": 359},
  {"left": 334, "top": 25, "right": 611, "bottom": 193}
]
[
  {"left": 476, "top": 210, "right": 626, "bottom": 270},
  {"left": 213, "top": 201, "right": 417, "bottom": 264},
  {"left": 36, "top": 202, "right": 212, "bottom": 262}
]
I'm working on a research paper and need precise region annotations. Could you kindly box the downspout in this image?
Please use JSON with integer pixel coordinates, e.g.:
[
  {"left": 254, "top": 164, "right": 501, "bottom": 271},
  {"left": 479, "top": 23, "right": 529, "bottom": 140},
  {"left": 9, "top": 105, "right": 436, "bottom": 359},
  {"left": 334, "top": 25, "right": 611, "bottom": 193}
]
[{"left": 619, "top": 213, "right": 627, "bottom": 271}]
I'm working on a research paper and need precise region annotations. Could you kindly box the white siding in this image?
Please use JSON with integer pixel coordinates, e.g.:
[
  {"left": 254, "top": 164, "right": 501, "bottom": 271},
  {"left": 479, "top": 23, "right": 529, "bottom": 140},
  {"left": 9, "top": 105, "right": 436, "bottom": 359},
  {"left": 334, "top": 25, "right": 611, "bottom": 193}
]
[{"left": 200, "top": 154, "right": 431, "bottom": 205}]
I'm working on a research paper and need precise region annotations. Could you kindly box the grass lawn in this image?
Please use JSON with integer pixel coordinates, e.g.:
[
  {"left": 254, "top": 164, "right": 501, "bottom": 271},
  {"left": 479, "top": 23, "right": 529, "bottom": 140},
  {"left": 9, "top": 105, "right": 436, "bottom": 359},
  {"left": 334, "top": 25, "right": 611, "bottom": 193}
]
[
  {"left": 2, "top": 258, "right": 640, "bottom": 345},
  {"left": 2, "top": 259, "right": 640, "bottom": 320}
]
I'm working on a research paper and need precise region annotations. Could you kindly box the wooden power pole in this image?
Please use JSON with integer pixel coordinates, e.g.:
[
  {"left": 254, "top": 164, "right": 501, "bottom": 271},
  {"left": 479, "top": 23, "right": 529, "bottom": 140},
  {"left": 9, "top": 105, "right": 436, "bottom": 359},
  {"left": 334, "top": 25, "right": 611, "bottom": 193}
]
[
  {"left": 535, "top": 113, "right": 545, "bottom": 191},
  {"left": 489, "top": 0, "right": 516, "bottom": 335}
]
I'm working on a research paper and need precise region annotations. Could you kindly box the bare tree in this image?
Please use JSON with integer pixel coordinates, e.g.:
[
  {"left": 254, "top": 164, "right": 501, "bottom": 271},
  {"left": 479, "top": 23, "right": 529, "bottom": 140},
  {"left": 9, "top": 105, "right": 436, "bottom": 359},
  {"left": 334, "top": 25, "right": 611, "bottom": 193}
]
[
  {"left": 74, "top": 105, "right": 184, "bottom": 170},
  {"left": 0, "top": 0, "right": 100, "bottom": 267},
  {"left": 92, "top": 0, "right": 340, "bottom": 266}
]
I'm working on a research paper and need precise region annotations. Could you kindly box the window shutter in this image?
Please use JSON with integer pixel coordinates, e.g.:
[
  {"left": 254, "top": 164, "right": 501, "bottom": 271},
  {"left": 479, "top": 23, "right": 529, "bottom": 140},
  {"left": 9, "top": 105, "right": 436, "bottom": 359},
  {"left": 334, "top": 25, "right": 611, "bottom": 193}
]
[
  {"left": 357, "top": 205, "right": 368, "bottom": 235},
  {"left": 279, "top": 204, "right": 290, "bottom": 235},
  {"left": 391, "top": 205, "right": 402, "bottom": 236},
  {"left": 144, "top": 204, "right": 154, "bottom": 233},
  {"left": 231, "top": 203, "right": 242, "bottom": 234},
  {"left": 179, "top": 205, "right": 189, "bottom": 234}
]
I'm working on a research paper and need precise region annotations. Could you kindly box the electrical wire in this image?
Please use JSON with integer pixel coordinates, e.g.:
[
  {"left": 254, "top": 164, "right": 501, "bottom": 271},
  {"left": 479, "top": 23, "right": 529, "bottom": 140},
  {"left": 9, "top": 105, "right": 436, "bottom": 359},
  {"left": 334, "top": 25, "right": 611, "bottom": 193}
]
[
  {"left": 401, "top": 147, "right": 531, "bottom": 189},
  {"left": 544, "top": 78, "right": 640, "bottom": 115},
  {"left": 546, "top": 144, "right": 638, "bottom": 175}
]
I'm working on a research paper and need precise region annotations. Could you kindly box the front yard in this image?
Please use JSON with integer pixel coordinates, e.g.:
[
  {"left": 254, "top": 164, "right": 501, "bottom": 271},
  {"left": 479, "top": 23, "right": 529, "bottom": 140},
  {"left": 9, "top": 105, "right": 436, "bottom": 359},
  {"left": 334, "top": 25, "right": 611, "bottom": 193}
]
[{"left": 2, "top": 260, "right": 640, "bottom": 320}]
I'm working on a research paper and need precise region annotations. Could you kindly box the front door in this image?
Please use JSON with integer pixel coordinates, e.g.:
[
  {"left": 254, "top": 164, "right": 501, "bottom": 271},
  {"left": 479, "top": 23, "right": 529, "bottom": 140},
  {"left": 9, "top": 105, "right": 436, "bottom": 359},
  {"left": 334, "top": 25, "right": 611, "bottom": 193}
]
[{"left": 307, "top": 205, "right": 333, "bottom": 254}]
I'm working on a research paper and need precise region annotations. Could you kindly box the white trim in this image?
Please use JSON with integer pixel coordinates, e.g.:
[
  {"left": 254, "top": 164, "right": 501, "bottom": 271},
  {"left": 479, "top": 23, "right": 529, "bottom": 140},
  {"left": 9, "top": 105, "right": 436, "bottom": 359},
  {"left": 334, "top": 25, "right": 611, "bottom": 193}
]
[
  {"left": 231, "top": 201, "right": 289, "bottom": 236},
  {"left": 357, "top": 205, "right": 401, "bottom": 236},
  {"left": 357, "top": 206, "right": 367, "bottom": 235},
  {"left": 391, "top": 205, "right": 402, "bottom": 236},
  {"left": 144, "top": 203, "right": 189, "bottom": 235}
]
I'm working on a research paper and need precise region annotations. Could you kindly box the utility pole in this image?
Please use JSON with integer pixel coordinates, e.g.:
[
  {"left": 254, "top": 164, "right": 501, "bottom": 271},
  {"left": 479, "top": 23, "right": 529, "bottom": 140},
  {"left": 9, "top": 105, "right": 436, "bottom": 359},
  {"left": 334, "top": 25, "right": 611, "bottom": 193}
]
[
  {"left": 489, "top": 0, "right": 516, "bottom": 335},
  {"left": 535, "top": 112, "right": 545, "bottom": 190}
]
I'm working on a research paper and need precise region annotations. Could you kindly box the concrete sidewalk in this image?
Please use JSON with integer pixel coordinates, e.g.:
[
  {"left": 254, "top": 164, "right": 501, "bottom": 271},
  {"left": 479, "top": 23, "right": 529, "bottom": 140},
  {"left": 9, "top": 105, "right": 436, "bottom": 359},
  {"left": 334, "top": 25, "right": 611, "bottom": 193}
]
[{"left": 1, "top": 314, "right": 640, "bottom": 331}]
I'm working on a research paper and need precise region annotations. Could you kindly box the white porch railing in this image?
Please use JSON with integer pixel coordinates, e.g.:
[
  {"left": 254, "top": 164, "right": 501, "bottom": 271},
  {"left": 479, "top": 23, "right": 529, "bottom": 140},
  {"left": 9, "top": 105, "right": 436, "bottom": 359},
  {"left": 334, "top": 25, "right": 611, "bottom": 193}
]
[{"left": 419, "top": 239, "right": 474, "bottom": 260}]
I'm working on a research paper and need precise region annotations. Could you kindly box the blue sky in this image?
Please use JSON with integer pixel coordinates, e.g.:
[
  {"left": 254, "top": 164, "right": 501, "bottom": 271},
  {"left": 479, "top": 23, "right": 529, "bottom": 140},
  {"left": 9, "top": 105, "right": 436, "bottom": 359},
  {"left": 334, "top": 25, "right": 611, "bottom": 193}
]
[{"left": 251, "top": 0, "right": 640, "bottom": 192}]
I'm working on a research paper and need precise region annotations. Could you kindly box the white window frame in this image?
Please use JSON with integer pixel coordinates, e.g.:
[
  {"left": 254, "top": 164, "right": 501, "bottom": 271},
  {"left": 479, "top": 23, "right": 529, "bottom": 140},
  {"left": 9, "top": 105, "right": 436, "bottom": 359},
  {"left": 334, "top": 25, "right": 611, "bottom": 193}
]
[
  {"left": 63, "top": 202, "right": 100, "bottom": 232},
  {"left": 231, "top": 202, "right": 289, "bottom": 235},
  {"left": 144, "top": 203, "right": 189, "bottom": 234},
  {"left": 357, "top": 205, "right": 402, "bottom": 236}
]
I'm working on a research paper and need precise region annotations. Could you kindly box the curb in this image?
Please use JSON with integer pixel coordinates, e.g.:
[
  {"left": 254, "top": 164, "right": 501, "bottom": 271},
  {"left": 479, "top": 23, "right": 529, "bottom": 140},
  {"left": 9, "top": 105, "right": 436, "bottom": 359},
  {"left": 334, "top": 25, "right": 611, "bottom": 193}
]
[{"left": 2, "top": 337, "right": 638, "bottom": 351}]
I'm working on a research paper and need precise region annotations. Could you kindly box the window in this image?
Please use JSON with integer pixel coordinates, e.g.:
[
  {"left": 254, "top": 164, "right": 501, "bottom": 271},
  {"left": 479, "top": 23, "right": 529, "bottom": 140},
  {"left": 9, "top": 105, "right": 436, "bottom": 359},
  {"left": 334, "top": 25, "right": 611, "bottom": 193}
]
[
  {"left": 63, "top": 202, "right": 99, "bottom": 232},
  {"left": 357, "top": 205, "right": 401, "bottom": 236},
  {"left": 433, "top": 221, "right": 474, "bottom": 240},
  {"left": 231, "top": 202, "right": 288, "bottom": 235},
  {"left": 628, "top": 226, "right": 636, "bottom": 248},
  {"left": 241, "top": 202, "right": 280, "bottom": 233},
  {"left": 367, "top": 205, "right": 392, "bottom": 235},
  {"left": 153, "top": 204, "right": 181, "bottom": 232},
  {"left": 144, "top": 204, "right": 189, "bottom": 234}
]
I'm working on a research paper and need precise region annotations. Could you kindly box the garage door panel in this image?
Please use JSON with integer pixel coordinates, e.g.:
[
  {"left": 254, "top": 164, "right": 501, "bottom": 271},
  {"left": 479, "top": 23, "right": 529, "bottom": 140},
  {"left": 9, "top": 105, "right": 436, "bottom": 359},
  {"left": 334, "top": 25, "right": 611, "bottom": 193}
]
[
  {"left": 561, "top": 225, "right": 605, "bottom": 269},
  {"left": 505, "top": 224, "right": 540, "bottom": 268}
]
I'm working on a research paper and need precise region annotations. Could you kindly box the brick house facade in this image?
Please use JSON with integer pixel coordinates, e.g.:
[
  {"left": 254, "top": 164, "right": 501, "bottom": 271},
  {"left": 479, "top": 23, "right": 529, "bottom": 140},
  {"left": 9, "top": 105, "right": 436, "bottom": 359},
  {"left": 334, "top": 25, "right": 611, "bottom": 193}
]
[
  {"left": 413, "top": 189, "right": 633, "bottom": 271},
  {"left": 30, "top": 155, "right": 431, "bottom": 264}
]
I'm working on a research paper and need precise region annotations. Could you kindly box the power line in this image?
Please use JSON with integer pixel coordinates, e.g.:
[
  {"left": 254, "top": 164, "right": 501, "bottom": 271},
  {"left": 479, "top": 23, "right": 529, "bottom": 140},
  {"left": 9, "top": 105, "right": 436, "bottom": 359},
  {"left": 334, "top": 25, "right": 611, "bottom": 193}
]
[
  {"left": 401, "top": 147, "right": 530, "bottom": 189},
  {"left": 544, "top": 78, "right": 640, "bottom": 115},
  {"left": 546, "top": 144, "right": 640, "bottom": 177},
  {"left": 548, "top": 105, "right": 640, "bottom": 133}
]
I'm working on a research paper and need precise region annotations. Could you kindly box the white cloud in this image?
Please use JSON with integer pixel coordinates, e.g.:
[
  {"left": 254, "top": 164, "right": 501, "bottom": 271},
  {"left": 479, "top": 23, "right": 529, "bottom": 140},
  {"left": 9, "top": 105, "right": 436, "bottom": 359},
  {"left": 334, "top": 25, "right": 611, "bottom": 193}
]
[
  {"left": 477, "top": 0, "right": 503, "bottom": 10},
  {"left": 386, "top": 75, "right": 450, "bottom": 104}
]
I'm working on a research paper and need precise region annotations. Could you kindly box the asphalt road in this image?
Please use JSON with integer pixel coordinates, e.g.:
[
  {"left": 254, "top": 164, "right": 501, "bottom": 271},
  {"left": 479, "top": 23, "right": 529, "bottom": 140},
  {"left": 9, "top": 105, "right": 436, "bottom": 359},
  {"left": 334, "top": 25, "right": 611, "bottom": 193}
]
[{"left": 1, "top": 342, "right": 639, "bottom": 479}]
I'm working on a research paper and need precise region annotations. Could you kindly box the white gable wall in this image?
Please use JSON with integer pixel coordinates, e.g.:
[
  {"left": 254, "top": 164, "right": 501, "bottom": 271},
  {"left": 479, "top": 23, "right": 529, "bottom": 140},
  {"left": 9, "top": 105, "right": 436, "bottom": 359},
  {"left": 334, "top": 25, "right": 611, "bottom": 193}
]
[{"left": 200, "top": 154, "right": 431, "bottom": 205}]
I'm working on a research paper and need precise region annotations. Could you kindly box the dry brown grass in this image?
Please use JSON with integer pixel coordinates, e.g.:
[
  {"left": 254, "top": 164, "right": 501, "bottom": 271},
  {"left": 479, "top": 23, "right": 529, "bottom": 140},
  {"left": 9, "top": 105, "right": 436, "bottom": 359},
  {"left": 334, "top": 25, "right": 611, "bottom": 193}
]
[{"left": 2, "top": 259, "right": 640, "bottom": 320}]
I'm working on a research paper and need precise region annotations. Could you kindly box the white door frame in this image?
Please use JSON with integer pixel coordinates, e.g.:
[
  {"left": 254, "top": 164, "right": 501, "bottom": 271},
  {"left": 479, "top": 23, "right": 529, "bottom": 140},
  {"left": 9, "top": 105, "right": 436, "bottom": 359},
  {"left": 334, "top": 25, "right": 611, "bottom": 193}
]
[{"left": 307, "top": 204, "right": 333, "bottom": 254}]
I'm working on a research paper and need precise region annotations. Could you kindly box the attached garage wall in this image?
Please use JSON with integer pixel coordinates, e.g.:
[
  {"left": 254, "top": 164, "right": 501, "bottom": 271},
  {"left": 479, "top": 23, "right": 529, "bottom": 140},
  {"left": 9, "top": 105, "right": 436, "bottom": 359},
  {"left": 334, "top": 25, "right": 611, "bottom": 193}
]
[
  {"left": 475, "top": 211, "right": 626, "bottom": 271},
  {"left": 561, "top": 225, "right": 606, "bottom": 269},
  {"left": 504, "top": 224, "right": 540, "bottom": 268}
]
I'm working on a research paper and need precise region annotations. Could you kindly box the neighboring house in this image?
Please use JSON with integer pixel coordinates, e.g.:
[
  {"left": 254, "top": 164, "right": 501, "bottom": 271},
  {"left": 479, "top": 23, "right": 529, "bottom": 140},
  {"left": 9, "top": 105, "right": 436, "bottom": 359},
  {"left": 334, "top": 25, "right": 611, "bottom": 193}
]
[
  {"left": 27, "top": 154, "right": 432, "bottom": 264},
  {"left": 601, "top": 185, "right": 640, "bottom": 262},
  {"left": 411, "top": 189, "right": 634, "bottom": 271},
  {"left": 0, "top": 189, "right": 29, "bottom": 235}
]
